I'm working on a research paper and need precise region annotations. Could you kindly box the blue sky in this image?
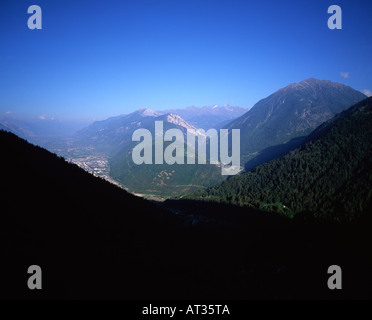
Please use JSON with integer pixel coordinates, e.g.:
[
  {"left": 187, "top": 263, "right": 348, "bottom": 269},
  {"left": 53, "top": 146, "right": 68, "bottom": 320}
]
[{"left": 0, "top": 0, "right": 371, "bottom": 120}]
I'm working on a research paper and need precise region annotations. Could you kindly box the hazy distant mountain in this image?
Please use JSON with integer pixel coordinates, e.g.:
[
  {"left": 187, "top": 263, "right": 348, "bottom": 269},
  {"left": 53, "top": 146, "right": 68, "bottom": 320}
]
[
  {"left": 71, "top": 108, "right": 225, "bottom": 198},
  {"left": 186, "top": 96, "right": 372, "bottom": 222},
  {"left": 225, "top": 78, "right": 367, "bottom": 164},
  {"left": 73, "top": 108, "right": 159, "bottom": 153},
  {"left": 0, "top": 115, "right": 91, "bottom": 146},
  {"left": 74, "top": 108, "right": 202, "bottom": 152},
  {"left": 76, "top": 105, "right": 247, "bottom": 149},
  {"left": 0, "top": 117, "right": 35, "bottom": 140},
  {"left": 0, "top": 104, "right": 246, "bottom": 151},
  {"left": 0, "top": 122, "right": 14, "bottom": 132},
  {"left": 162, "top": 105, "right": 248, "bottom": 129}
]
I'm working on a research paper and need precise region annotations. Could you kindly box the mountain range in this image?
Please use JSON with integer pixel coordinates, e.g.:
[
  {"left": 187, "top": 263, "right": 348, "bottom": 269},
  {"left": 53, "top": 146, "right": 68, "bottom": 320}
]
[
  {"left": 0, "top": 105, "right": 246, "bottom": 148},
  {"left": 30, "top": 78, "right": 366, "bottom": 199},
  {"left": 3, "top": 78, "right": 367, "bottom": 200},
  {"left": 73, "top": 108, "right": 203, "bottom": 153}
]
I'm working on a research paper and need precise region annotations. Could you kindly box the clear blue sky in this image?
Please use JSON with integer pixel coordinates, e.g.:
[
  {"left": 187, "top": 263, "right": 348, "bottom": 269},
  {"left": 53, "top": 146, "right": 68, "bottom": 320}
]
[{"left": 0, "top": 0, "right": 371, "bottom": 120}]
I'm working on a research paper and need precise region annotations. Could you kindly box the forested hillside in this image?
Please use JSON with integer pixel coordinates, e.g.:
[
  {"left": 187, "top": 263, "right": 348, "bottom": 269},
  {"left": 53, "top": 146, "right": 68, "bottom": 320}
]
[
  {"left": 186, "top": 97, "right": 372, "bottom": 222},
  {"left": 1, "top": 127, "right": 372, "bottom": 299}
]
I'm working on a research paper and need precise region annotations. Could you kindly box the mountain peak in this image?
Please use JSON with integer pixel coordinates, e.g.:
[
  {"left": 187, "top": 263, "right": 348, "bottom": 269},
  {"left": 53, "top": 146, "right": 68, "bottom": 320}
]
[
  {"left": 275, "top": 78, "right": 354, "bottom": 96},
  {"left": 225, "top": 78, "right": 367, "bottom": 156},
  {"left": 300, "top": 78, "right": 343, "bottom": 86},
  {"left": 301, "top": 78, "right": 323, "bottom": 83},
  {"left": 136, "top": 108, "right": 161, "bottom": 117}
]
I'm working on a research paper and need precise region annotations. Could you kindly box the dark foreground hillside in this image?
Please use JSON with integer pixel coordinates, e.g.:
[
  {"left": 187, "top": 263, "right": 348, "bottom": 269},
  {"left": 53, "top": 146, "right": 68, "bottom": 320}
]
[{"left": 1, "top": 130, "right": 371, "bottom": 299}]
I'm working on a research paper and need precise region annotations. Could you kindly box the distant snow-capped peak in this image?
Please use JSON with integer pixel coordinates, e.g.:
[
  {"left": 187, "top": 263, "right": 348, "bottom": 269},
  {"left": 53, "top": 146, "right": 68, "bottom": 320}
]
[{"left": 137, "top": 108, "right": 162, "bottom": 117}]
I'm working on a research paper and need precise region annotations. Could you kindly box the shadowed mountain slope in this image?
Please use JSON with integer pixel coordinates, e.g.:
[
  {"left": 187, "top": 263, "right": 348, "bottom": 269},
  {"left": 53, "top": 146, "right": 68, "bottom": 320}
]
[
  {"left": 186, "top": 97, "right": 372, "bottom": 222},
  {"left": 1, "top": 130, "right": 371, "bottom": 299}
]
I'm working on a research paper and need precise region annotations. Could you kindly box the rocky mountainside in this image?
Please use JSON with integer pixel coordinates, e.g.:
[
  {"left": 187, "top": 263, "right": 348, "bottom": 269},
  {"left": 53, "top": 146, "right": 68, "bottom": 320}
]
[{"left": 225, "top": 78, "right": 366, "bottom": 164}]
